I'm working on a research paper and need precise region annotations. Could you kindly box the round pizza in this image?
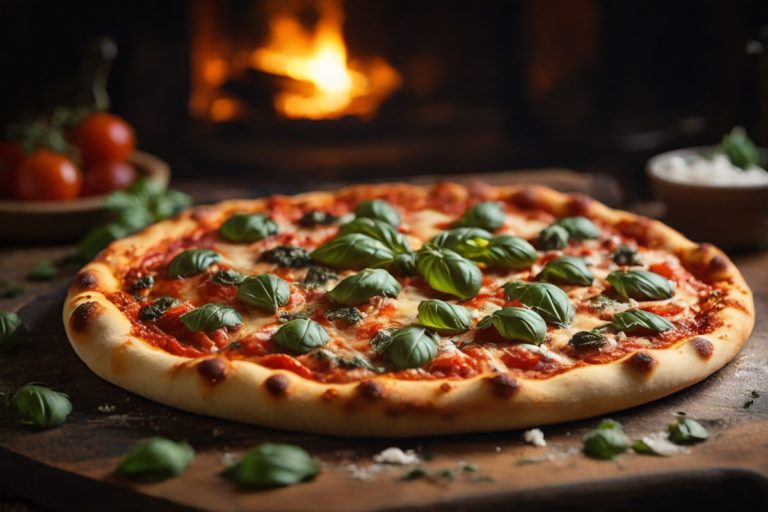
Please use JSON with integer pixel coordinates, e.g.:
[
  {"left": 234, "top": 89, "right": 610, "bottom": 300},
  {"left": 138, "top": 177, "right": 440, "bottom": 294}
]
[{"left": 62, "top": 182, "right": 755, "bottom": 436}]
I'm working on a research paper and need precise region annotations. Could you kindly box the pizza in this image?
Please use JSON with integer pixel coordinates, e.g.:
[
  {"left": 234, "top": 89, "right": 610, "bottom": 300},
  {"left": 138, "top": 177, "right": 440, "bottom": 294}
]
[{"left": 62, "top": 182, "right": 755, "bottom": 436}]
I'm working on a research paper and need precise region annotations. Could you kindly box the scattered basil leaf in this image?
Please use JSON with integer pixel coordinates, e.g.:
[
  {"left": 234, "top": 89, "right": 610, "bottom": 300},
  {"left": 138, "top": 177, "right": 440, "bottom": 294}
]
[
  {"left": 26, "top": 261, "right": 57, "bottom": 281},
  {"left": 167, "top": 249, "right": 221, "bottom": 278},
  {"left": 212, "top": 269, "right": 246, "bottom": 286},
  {"left": 606, "top": 270, "right": 675, "bottom": 301},
  {"left": 503, "top": 281, "right": 575, "bottom": 327},
  {"left": 476, "top": 235, "right": 537, "bottom": 269},
  {"left": 489, "top": 307, "right": 547, "bottom": 345},
  {"left": 386, "top": 324, "right": 439, "bottom": 369},
  {"left": 380, "top": 250, "right": 417, "bottom": 275},
  {"left": 328, "top": 268, "right": 401, "bottom": 306},
  {"left": 311, "top": 233, "right": 395, "bottom": 269},
  {"left": 219, "top": 213, "right": 277, "bottom": 243},
  {"left": 139, "top": 296, "right": 180, "bottom": 321},
  {"left": 431, "top": 227, "right": 493, "bottom": 259},
  {"left": 237, "top": 274, "right": 291, "bottom": 313},
  {"left": 667, "top": 417, "right": 709, "bottom": 444},
  {"left": 338, "top": 217, "right": 411, "bottom": 254},
  {"left": 129, "top": 275, "right": 155, "bottom": 293},
  {"left": 537, "top": 256, "right": 593, "bottom": 286},
  {"left": 260, "top": 246, "right": 312, "bottom": 268},
  {"left": 370, "top": 329, "right": 393, "bottom": 353},
  {"left": 721, "top": 126, "right": 762, "bottom": 169},
  {"left": 612, "top": 309, "right": 675, "bottom": 334},
  {"left": 79, "top": 222, "right": 134, "bottom": 261},
  {"left": 417, "top": 299, "right": 471, "bottom": 334},
  {"left": 354, "top": 199, "right": 401, "bottom": 226},
  {"left": 222, "top": 443, "right": 320, "bottom": 488},
  {"left": 278, "top": 311, "right": 308, "bottom": 323},
  {"left": 117, "top": 437, "right": 194, "bottom": 481},
  {"left": 399, "top": 467, "right": 428, "bottom": 481},
  {"left": 313, "top": 349, "right": 380, "bottom": 372},
  {"left": 583, "top": 419, "right": 629, "bottom": 460},
  {"left": 9, "top": 383, "right": 72, "bottom": 429},
  {"left": 179, "top": 303, "right": 243, "bottom": 332},
  {"left": 302, "top": 266, "right": 338, "bottom": 288},
  {"left": 416, "top": 245, "right": 482, "bottom": 299},
  {"left": 324, "top": 307, "right": 364, "bottom": 325},
  {"left": 476, "top": 315, "right": 493, "bottom": 329},
  {"left": 537, "top": 224, "right": 569, "bottom": 250},
  {"left": 273, "top": 318, "right": 330, "bottom": 353},
  {"left": 612, "top": 245, "right": 642, "bottom": 266},
  {"left": 454, "top": 201, "right": 505, "bottom": 231},
  {"left": 569, "top": 330, "right": 607, "bottom": 350},
  {"left": 555, "top": 216, "right": 601, "bottom": 240},
  {"left": 299, "top": 211, "right": 339, "bottom": 227},
  {"left": 0, "top": 311, "right": 28, "bottom": 352},
  {"left": 588, "top": 294, "right": 621, "bottom": 312},
  {"left": 0, "top": 282, "right": 25, "bottom": 299}
]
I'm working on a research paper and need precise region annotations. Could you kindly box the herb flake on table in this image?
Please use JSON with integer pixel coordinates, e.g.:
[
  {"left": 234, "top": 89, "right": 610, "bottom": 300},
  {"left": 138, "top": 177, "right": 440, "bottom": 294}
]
[{"left": 25, "top": 260, "right": 57, "bottom": 281}]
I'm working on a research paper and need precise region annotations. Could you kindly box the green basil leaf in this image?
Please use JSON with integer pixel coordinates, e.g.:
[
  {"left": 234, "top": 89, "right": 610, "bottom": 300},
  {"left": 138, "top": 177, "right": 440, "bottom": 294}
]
[
  {"left": 415, "top": 245, "right": 482, "bottom": 299},
  {"left": 79, "top": 221, "right": 134, "bottom": 261},
  {"left": 503, "top": 281, "right": 575, "bottom": 327},
  {"left": 301, "top": 266, "right": 338, "bottom": 288},
  {"left": 555, "top": 216, "right": 600, "bottom": 240},
  {"left": 219, "top": 213, "right": 277, "bottom": 243},
  {"left": 667, "top": 417, "right": 709, "bottom": 444},
  {"left": 311, "top": 233, "right": 395, "bottom": 269},
  {"left": 117, "top": 437, "right": 194, "bottom": 481},
  {"left": 222, "top": 443, "right": 320, "bottom": 488},
  {"left": 454, "top": 201, "right": 505, "bottom": 231},
  {"left": 9, "top": 383, "right": 72, "bottom": 429},
  {"left": 386, "top": 324, "right": 439, "bottom": 370},
  {"left": 26, "top": 260, "right": 57, "bottom": 281},
  {"left": 612, "top": 245, "right": 642, "bottom": 266},
  {"left": 272, "top": 318, "right": 330, "bottom": 353},
  {"left": 237, "top": 274, "right": 291, "bottom": 313},
  {"left": 378, "top": 251, "right": 417, "bottom": 275},
  {"left": 324, "top": 307, "right": 364, "bottom": 325},
  {"left": 606, "top": 269, "right": 675, "bottom": 301},
  {"left": 327, "top": 268, "right": 401, "bottom": 306},
  {"left": 489, "top": 307, "right": 547, "bottom": 345},
  {"left": 431, "top": 227, "right": 493, "bottom": 259},
  {"left": 721, "top": 126, "right": 762, "bottom": 169},
  {"left": 537, "top": 256, "right": 593, "bottom": 286},
  {"left": 611, "top": 309, "right": 675, "bottom": 334},
  {"left": 212, "top": 269, "right": 246, "bottom": 286},
  {"left": 180, "top": 303, "right": 243, "bottom": 332},
  {"left": 370, "top": 329, "right": 393, "bottom": 353},
  {"left": 0, "top": 311, "right": 28, "bottom": 352},
  {"left": 476, "top": 235, "right": 537, "bottom": 269},
  {"left": 583, "top": 419, "right": 629, "bottom": 460},
  {"left": 354, "top": 199, "right": 401, "bottom": 226},
  {"left": 299, "top": 211, "right": 339, "bottom": 227},
  {"left": 568, "top": 330, "right": 607, "bottom": 350},
  {"left": 338, "top": 217, "right": 411, "bottom": 253},
  {"left": 260, "top": 246, "right": 312, "bottom": 268},
  {"left": 417, "top": 299, "right": 471, "bottom": 334},
  {"left": 537, "top": 224, "right": 569, "bottom": 250},
  {"left": 278, "top": 311, "right": 308, "bottom": 323},
  {"left": 167, "top": 249, "right": 221, "bottom": 278},
  {"left": 0, "top": 284, "right": 25, "bottom": 299},
  {"left": 139, "top": 296, "right": 180, "bottom": 321}
]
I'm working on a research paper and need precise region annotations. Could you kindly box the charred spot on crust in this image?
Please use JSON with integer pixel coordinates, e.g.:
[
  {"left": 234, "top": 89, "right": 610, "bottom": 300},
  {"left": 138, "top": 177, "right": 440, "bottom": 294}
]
[
  {"left": 625, "top": 351, "right": 657, "bottom": 373},
  {"left": 321, "top": 388, "right": 338, "bottom": 401},
  {"left": 74, "top": 271, "right": 98, "bottom": 291},
  {"left": 357, "top": 380, "right": 385, "bottom": 401},
  {"left": 509, "top": 188, "right": 539, "bottom": 210},
  {"left": 566, "top": 194, "right": 592, "bottom": 215},
  {"left": 708, "top": 255, "right": 728, "bottom": 274},
  {"left": 439, "top": 382, "right": 452, "bottom": 393},
  {"left": 690, "top": 337, "right": 714, "bottom": 359},
  {"left": 196, "top": 358, "right": 229, "bottom": 384},
  {"left": 486, "top": 374, "right": 519, "bottom": 398},
  {"left": 70, "top": 301, "right": 104, "bottom": 333},
  {"left": 264, "top": 374, "right": 290, "bottom": 396}
]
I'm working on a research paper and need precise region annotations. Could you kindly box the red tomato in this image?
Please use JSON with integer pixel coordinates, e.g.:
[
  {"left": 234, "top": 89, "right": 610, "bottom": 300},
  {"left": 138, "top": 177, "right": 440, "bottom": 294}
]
[
  {"left": 0, "top": 141, "right": 23, "bottom": 198},
  {"left": 75, "top": 112, "right": 135, "bottom": 165},
  {"left": 81, "top": 160, "right": 137, "bottom": 196},
  {"left": 14, "top": 149, "right": 82, "bottom": 201}
]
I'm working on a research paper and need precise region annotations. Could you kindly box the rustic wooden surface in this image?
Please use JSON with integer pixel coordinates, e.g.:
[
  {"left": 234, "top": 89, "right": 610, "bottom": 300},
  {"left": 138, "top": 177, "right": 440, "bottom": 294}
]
[{"left": 0, "top": 172, "right": 766, "bottom": 511}]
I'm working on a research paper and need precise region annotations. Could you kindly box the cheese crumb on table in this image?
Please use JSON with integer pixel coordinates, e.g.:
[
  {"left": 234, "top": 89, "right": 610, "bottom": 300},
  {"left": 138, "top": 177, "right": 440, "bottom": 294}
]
[
  {"left": 373, "top": 447, "right": 419, "bottom": 465},
  {"left": 523, "top": 428, "right": 547, "bottom": 447}
]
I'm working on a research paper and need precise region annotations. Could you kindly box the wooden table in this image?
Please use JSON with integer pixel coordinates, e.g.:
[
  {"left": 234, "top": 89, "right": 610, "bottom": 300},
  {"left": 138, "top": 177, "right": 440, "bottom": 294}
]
[{"left": 1, "top": 173, "right": 766, "bottom": 511}]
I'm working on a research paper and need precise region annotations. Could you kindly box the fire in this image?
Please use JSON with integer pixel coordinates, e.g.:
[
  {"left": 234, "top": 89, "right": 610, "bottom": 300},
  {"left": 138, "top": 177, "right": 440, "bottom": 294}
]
[{"left": 250, "top": 0, "right": 400, "bottom": 120}]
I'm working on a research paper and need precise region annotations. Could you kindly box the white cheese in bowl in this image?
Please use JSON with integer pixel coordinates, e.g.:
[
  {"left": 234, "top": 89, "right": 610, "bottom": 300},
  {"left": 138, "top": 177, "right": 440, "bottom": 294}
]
[{"left": 656, "top": 153, "right": 768, "bottom": 186}]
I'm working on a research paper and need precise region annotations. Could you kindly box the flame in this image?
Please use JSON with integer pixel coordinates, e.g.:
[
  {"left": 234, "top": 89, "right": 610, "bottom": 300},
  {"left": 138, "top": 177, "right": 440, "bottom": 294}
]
[{"left": 250, "top": 0, "right": 400, "bottom": 119}]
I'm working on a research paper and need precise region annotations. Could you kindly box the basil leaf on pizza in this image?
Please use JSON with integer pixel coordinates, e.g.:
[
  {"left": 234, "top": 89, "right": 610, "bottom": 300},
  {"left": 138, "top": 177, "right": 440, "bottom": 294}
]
[
  {"left": 569, "top": 330, "right": 608, "bottom": 350},
  {"left": 0, "top": 311, "right": 28, "bottom": 352},
  {"left": 612, "top": 309, "right": 674, "bottom": 334},
  {"left": 222, "top": 443, "right": 321, "bottom": 488},
  {"left": 475, "top": 235, "right": 537, "bottom": 269},
  {"left": 327, "top": 268, "right": 401, "bottom": 306},
  {"left": 417, "top": 299, "right": 471, "bottom": 334},
  {"left": 338, "top": 217, "right": 411, "bottom": 254},
  {"left": 537, "top": 256, "right": 593, "bottom": 286},
  {"left": 454, "top": 201, "right": 505, "bottom": 231},
  {"left": 612, "top": 245, "right": 642, "bottom": 266},
  {"left": 537, "top": 224, "right": 569, "bottom": 250},
  {"left": 606, "top": 269, "right": 675, "bottom": 301},
  {"left": 503, "top": 281, "right": 575, "bottom": 327},
  {"left": 431, "top": 227, "right": 493, "bottom": 259},
  {"left": 354, "top": 199, "right": 401, "bottom": 227},
  {"left": 324, "top": 307, "right": 364, "bottom": 325},
  {"left": 299, "top": 211, "right": 339, "bottom": 227},
  {"left": 273, "top": 318, "right": 330, "bottom": 353},
  {"left": 167, "top": 249, "right": 221, "bottom": 278},
  {"left": 301, "top": 266, "right": 338, "bottom": 288},
  {"left": 260, "top": 246, "right": 312, "bottom": 268},
  {"left": 555, "top": 216, "right": 601, "bottom": 240},
  {"left": 416, "top": 245, "right": 482, "bottom": 299},
  {"left": 212, "top": 269, "right": 246, "bottom": 286},
  {"left": 311, "top": 233, "right": 395, "bottom": 269},
  {"left": 180, "top": 304, "right": 243, "bottom": 332},
  {"left": 219, "top": 213, "right": 277, "bottom": 243},
  {"left": 237, "top": 274, "right": 291, "bottom": 313},
  {"left": 489, "top": 307, "right": 547, "bottom": 345},
  {"left": 129, "top": 275, "right": 155, "bottom": 293},
  {"left": 118, "top": 438, "right": 194, "bottom": 481},
  {"left": 9, "top": 383, "right": 72, "bottom": 429},
  {"left": 139, "top": 296, "right": 180, "bottom": 321},
  {"left": 386, "top": 325, "right": 439, "bottom": 369}
]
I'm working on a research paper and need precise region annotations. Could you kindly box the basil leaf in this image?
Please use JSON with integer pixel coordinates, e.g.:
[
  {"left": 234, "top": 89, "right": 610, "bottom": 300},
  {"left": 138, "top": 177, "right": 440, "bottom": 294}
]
[
  {"left": 380, "top": 251, "right": 417, "bottom": 275},
  {"left": 537, "top": 225, "right": 569, "bottom": 250},
  {"left": 667, "top": 417, "right": 709, "bottom": 444},
  {"left": 313, "top": 349, "right": 381, "bottom": 372},
  {"left": 338, "top": 217, "right": 411, "bottom": 253},
  {"left": 612, "top": 309, "right": 674, "bottom": 334},
  {"left": 324, "top": 307, "right": 364, "bottom": 325},
  {"left": 219, "top": 213, "right": 277, "bottom": 243},
  {"left": 222, "top": 443, "right": 320, "bottom": 488},
  {"left": 260, "top": 246, "right": 312, "bottom": 268},
  {"left": 386, "top": 325, "right": 439, "bottom": 370},
  {"left": 476, "top": 235, "right": 537, "bottom": 269},
  {"left": 569, "top": 330, "right": 607, "bottom": 350},
  {"left": 299, "top": 211, "right": 339, "bottom": 227},
  {"left": 237, "top": 274, "right": 291, "bottom": 313},
  {"left": 537, "top": 256, "right": 593, "bottom": 286},
  {"left": 370, "top": 329, "right": 393, "bottom": 353},
  {"left": 431, "top": 227, "right": 493, "bottom": 259},
  {"left": 588, "top": 294, "right": 620, "bottom": 312},
  {"left": 129, "top": 275, "right": 155, "bottom": 293},
  {"left": 583, "top": 419, "right": 629, "bottom": 460},
  {"left": 328, "top": 268, "right": 401, "bottom": 306},
  {"left": 272, "top": 318, "right": 330, "bottom": 353},
  {"left": 139, "top": 296, "right": 180, "bottom": 321},
  {"left": 555, "top": 216, "right": 600, "bottom": 240},
  {"left": 180, "top": 303, "right": 243, "bottom": 332},
  {"left": 606, "top": 270, "right": 675, "bottom": 301},
  {"left": 26, "top": 260, "right": 57, "bottom": 281},
  {"left": 415, "top": 245, "right": 482, "bottom": 299},
  {"left": 117, "top": 437, "right": 194, "bottom": 481},
  {"left": 612, "top": 245, "right": 642, "bottom": 266},
  {"left": 167, "top": 249, "right": 221, "bottom": 278},
  {"left": 311, "top": 233, "right": 395, "bottom": 269},
  {"left": 454, "top": 201, "right": 505, "bottom": 231},
  {"left": 278, "top": 311, "right": 308, "bottom": 323},
  {"left": 79, "top": 222, "right": 134, "bottom": 261},
  {"left": 9, "top": 383, "right": 72, "bottom": 429},
  {"left": 417, "top": 299, "right": 471, "bottom": 334},
  {"left": 721, "top": 126, "right": 762, "bottom": 169},
  {"left": 302, "top": 266, "right": 337, "bottom": 288},
  {"left": 0, "top": 311, "right": 28, "bottom": 352},
  {"left": 212, "top": 269, "right": 246, "bottom": 286},
  {"left": 503, "top": 281, "right": 575, "bottom": 327},
  {"left": 354, "top": 199, "right": 401, "bottom": 227},
  {"left": 489, "top": 307, "right": 547, "bottom": 345}
]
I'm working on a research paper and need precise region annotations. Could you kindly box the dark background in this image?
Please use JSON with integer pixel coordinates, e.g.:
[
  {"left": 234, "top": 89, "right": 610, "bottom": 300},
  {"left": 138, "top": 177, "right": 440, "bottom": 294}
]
[{"left": 1, "top": 0, "right": 767, "bottom": 198}]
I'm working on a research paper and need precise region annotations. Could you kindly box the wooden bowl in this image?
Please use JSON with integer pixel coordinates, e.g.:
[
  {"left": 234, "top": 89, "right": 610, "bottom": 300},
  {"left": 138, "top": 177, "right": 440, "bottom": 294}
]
[
  {"left": 647, "top": 146, "right": 768, "bottom": 249},
  {"left": 0, "top": 151, "right": 170, "bottom": 242}
]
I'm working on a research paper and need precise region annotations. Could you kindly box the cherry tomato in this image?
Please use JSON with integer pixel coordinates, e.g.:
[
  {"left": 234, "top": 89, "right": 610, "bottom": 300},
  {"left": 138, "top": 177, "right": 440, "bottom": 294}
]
[
  {"left": 75, "top": 112, "right": 135, "bottom": 165},
  {"left": 81, "top": 160, "right": 137, "bottom": 196},
  {"left": 14, "top": 149, "right": 82, "bottom": 201},
  {"left": 0, "top": 141, "right": 23, "bottom": 198}
]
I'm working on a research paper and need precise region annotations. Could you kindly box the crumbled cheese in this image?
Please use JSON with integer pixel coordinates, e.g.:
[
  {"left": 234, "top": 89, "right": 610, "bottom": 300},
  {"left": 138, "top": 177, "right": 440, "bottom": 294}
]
[
  {"left": 523, "top": 428, "right": 547, "bottom": 447},
  {"left": 656, "top": 153, "right": 768, "bottom": 186},
  {"left": 97, "top": 404, "right": 116, "bottom": 413},
  {"left": 373, "top": 447, "right": 419, "bottom": 465},
  {"left": 519, "top": 344, "right": 569, "bottom": 365},
  {"left": 346, "top": 463, "right": 383, "bottom": 481}
]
